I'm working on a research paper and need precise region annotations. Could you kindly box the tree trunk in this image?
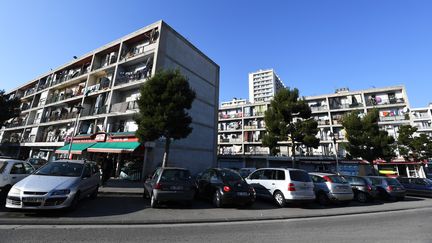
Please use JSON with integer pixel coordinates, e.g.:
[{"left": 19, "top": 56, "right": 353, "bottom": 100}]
[{"left": 162, "top": 137, "right": 171, "bottom": 167}]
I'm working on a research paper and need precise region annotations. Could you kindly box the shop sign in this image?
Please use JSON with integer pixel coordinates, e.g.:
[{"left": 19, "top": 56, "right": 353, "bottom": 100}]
[{"left": 95, "top": 133, "right": 107, "bottom": 142}]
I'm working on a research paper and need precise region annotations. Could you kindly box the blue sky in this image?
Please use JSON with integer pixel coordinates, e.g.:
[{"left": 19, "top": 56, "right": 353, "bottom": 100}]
[{"left": 0, "top": 0, "right": 431, "bottom": 107}]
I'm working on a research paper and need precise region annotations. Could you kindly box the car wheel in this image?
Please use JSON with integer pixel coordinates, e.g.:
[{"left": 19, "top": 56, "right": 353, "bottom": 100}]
[
  {"left": 213, "top": 191, "right": 223, "bottom": 208},
  {"left": 356, "top": 192, "right": 368, "bottom": 203},
  {"left": 317, "top": 192, "right": 329, "bottom": 206},
  {"left": 273, "top": 191, "right": 286, "bottom": 208},
  {"left": 90, "top": 186, "right": 98, "bottom": 200},
  {"left": 150, "top": 193, "right": 158, "bottom": 208}
]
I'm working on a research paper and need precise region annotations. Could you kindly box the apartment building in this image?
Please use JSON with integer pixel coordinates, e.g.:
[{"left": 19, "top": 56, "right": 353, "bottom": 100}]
[
  {"left": 411, "top": 103, "right": 432, "bottom": 137},
  {"left": 248, "top": 69, "right": 284, "bottom": 103},
  {"left": 0, "top": 20, "right": 219, "bottom": 175},
  {"left": 218, "top": 85, "right": 411, "bottom": 159}
]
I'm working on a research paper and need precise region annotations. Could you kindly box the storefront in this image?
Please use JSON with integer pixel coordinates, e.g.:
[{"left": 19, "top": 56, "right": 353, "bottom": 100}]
[
  {"left": 55, "top": 132, "right": 147, "bottom": 180},
  {"left": 373, "top": 159, "right": 428, "bottom": 178}
]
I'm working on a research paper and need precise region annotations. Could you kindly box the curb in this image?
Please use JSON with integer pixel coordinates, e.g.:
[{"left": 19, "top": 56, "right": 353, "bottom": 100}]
[{"left": 1, "top": 205, "right": 431, "bottom": 226}]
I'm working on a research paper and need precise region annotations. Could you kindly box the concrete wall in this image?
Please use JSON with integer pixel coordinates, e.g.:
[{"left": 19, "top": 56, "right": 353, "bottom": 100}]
[{"left": 147, "top": 22, "right": 219, "bottom": 174}]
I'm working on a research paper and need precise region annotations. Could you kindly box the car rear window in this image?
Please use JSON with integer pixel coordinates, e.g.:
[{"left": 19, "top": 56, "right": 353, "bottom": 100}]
[
  {"left": 369, "top": 177, "right": 383, "bottom": 186},
  {"left": 328, "top": 175, "right": 348, "bottom": 184},
  {"left": 0, "top": 161, "right": 7, "bottom": 173},
  {"left": 160, "top": 169, "right": 191, "bottom": 181},
  {"left": 289, "top": 170, "right": 311, "bottom": 182},
  {"left": 220, "top": 170, "right": 243, "bottom": 182}
]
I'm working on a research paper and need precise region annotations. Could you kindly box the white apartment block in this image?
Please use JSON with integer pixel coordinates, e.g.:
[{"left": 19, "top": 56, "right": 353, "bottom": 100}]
[
  {"left": 218, "top": 85, "right": 411, "bottom": 158},
  {"left": 0, "top": 20, "right": 219, "bottom": 174},
  {"left": 248, "top": 69, "right": 284, "bottom": 103},
  {"left": 411, "top": 103, "right": 432, "bottom": 137}
]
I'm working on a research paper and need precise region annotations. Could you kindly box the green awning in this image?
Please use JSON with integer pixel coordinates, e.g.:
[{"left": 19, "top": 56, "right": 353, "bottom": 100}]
[
  {"left": 87, "top": 142, "right": 141, "bottom": 153},
  {"left": 55, "top": 143, "right": 95, "bottom": 154}
]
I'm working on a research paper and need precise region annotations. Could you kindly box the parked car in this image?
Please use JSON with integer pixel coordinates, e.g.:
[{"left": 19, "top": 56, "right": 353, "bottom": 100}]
[
  {"left": 6, "top": 160, "right": 100, "bottom": 210},
  {"left": 196, "top": 168, "right": 255, "bottom": 208},
  {"left": 309, "top": 172, "right": 354, "bottom": 205},
  {"left": 144, "top": 167, "right": 196, "bottom": 208},
  {"left": 246, "top": 168, "right": 315, "bottom": 207},
  {"left": 238, "top": 168, "right": 256, "bottom": 178},
  {"left": 397, "top": 177, "right": 432, "bottom": 197},
  {"left": 26, "top": 158, "right": 48, "bottom": 170},
  {"left": 341, "top": 175, "right": 377, "bottom": 203},
  {"left": 367, "top": 176, "right": 406, "bottom": 201},
  {"left": 0, "top": 159, "right": 35, "bottom": 197}
]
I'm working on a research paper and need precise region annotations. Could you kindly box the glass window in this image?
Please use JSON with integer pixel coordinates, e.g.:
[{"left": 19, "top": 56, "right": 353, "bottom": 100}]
[
  {"left": 369, "top": 177, "right": 382, "bottom": 186},
  {"left": 311, "top": 175, "right": 326, "bottom": 183},
  {"left": 152, "top": 168, "right": 162, "bottom": 180},
  {"left": 274, "top": 170, "right": 285, "bottom": 180},
  {"left": 0, "top": 161, "right": 8, "bottom": 173},
  {"left": 83, "top": 165, "right": 91, "bottom": 178},
  {"left": 219, "top": 170, "right": 242, "bottom": 182},
  {"left": 386, "top": 178, "right": 402, "bottom": 186},
  {"left": 289, "top": 170, "right": 311, "bottom": 182},
  {"left": 328, "top": 175, "right": 348, "bottom": 184},
  {"left": 10, "top": 163, "right": 26, "bottom": 174},
  {"left": 249, "top": 170, "right": 264, "bottom": 180},
  {"left": 24, "top": 163, "right": 34, "bottom": 174},
  {"left": 35, "top": 162, "right": 84, "bottom": 177},
  {"left": 262, "top": 170, "right": 273, "bottom": 180},
  {"left": 160, "top": 169, "right": 191, "bottom": 181}
]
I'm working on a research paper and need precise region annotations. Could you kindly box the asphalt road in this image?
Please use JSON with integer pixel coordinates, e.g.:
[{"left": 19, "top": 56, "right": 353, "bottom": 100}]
[{"left": 0, "top": 207, "right": 431, "bottom": 243}]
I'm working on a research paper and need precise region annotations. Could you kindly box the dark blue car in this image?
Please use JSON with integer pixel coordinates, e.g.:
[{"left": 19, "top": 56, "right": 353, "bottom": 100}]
[{"left": 397, "top": 177, "right": 432, "bottom": 197}]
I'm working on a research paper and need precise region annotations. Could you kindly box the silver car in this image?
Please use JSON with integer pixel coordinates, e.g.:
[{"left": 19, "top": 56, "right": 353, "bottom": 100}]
[
  {"left": 310, "top": 172, "right": 354, "bottom": 205},
  {"left": 6, "top": 160, "right": 100, "bottom": 210}
]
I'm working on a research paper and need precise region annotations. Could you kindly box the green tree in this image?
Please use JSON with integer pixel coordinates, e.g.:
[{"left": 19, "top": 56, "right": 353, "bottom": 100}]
[
  {"left": 397, "top": 125, "right": 432, "bottom": 161},
  {"left": 0, "top": 89, "right": 21, "bottom": 127},
  {"left": 262, "top": 87, "right": 320, "bottom": 167},
  {"left": 342, "top": 109, "right": 395, "bottom": 163},
  {"left": 134, "top": 69, "right": 196, "bottom": 167}
]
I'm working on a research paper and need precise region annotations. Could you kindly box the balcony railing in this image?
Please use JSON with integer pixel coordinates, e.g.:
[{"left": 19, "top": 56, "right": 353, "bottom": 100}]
[
  {"left": 41, "top": 112, "right": 78, "bottom": 123},
  {"left": 366, "top": 98, "right": 405, "bottom": 106},
  {"left": 4, "top": 120, "right": 26, "bottom": 128},
  {"left": 310, "top": 106, "right": 328, "bottom": 112},
  {"left": 115, "top": 68, "right": 151, "bottom": 87},
  {"left": 219, "top": 138, "right": 242, "bottom": 143},
  {"left": 23, "top": 88, "right": 37, "bottom": 97},
  {"left": 46, "top": 91, "right": 83, "bottom": 105},
  {"left": 244, "top": 112, "right": 265, "bottom": 117},
  {"left": 81, "top": 105, "right": 108, "bottom": 117},
  {"left": 219, "top": 113, "right": 243, "bottom": 119},
  {"left": 379, "top": 115, "right": 407, "bottom": 122}
]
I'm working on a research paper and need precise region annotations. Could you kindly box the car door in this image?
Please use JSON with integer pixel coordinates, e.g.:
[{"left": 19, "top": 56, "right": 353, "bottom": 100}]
[
  {"left": 9, "top": 162, "right": 28, "bottom": 185},
  {"left": 247, "top": 170, "right": 267, "bottom": 198},
  {"left": 80, "top": 164, "right": 94, "bottom": 196},
  {"left": 145, "top": 168, "right": 161, "bottom": 194},
  {"left": 197, "top": 170, "right": 211, "bottom": 197}
]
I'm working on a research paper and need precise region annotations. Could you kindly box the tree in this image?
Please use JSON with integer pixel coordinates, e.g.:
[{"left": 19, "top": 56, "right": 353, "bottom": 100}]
[
  {"left": 397, "top": 125, "right": 432, "bottom": 161},
  {"left": 134, "top": 69, "right": 196, "bottom": 167},
  {"left": 341, "top": 109, "right": 395, "bottom": 163},
  {"left": 0, "top": 89, "right": 21, "bottom": 127},
  {"left": 262, "top": 87, "right": 320, "bottom": 167}
]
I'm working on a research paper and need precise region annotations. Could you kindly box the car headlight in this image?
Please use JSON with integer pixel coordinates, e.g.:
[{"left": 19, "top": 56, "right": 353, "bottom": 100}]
[
  {"left": 51, "top": 189, "right": 71, "bottom": 196},
  {"left": 9, "top": 187, "right": 21, "bottom": 195}
]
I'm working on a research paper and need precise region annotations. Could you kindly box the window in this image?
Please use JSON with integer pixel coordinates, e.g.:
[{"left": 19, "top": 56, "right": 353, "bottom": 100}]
[
  {"left": 311, "top": 175, "right": 326, "bottom": 183},
  {"left": 274, "top": 170, "right": 285, "bottom": 180},
  {"left": 24, "top": 163, "right": 34, "bottom": 174},
  {"left": 10, "top": 163, "right": 26, "bottom": 174},
  {"left": 262, "top": 170, "right": 273, "bottom": 180},
  {"left": 160, "top": 169, "right": 191, "bottom": 181},
  {"left": 152, "top": 168, "right": 162, "bottom": 180},
  {"left": 249, "top": 170, "right": 264, "bottom": 180},
  {"left": 83, "top": 164, "right": 92, "bottom": 178},
  {"left": 289, "top": 170, "right": 311, "bottom": 182}
]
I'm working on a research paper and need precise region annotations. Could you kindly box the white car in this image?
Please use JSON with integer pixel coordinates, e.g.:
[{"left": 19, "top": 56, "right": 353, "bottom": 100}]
[
  {"left": 246, "top": 168, "right": 316, "bottom": 207},
  {"left": 6, "top": 160, "right": 100, "bottom": 210},
  {"left": 0, "top": 158, "right": 35, "bottom": 196}
]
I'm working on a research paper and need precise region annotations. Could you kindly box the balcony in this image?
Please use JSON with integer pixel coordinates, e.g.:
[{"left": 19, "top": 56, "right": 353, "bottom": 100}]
[
  {"left": 23, "top": 88, "right": 37, "bottom": 97},
  {"left": 244, "top": 112, "right": 265, "bottom": 117},
  {"left": 219, "top": 113, "right": 243, "bottom": 119},
  {"left": 379, "top": 115, "right": 407, "bottom": 122},
  {"left": 219, "top": 138, "right": 242, "bottom": 143},
  {"left": 4, "top": 119, "right": 27, "bottom": 128},
  {"left": 366, "top": 97, "right": 405, "bottom": 107},
  {"left": 46, "top": 90, "right": 84, "bottom": 105},
  {"left": 41, "top": 111, "right": 78, "bottom": 123},
  {"left": 110, "top": 101, "right": 139, "bottom": 113},
  {"left": 317, "top": 120, "right": 331, "bottom": 126},
  {"left": 310, "top": 106, "right": 328, "bottom": 112},
  {"left": 81, "top": 105, "right": 108, "bottom": 117}
]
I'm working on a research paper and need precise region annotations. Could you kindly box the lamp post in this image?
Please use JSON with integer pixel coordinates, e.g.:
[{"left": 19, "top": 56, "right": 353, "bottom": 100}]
[
  {"left": 329, "top": 131, "right": 340, "bottom": 174},
  {"left": 67, "top": 104, "right": 84, "bottom": 159}
]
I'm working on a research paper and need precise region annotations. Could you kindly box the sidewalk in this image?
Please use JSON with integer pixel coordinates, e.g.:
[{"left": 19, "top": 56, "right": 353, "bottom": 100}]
[{"left": 98, "top": 178, "right": 144, "bottom": 195}]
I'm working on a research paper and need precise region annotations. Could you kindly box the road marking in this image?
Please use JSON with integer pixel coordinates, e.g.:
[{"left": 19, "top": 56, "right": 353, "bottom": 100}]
[{"left": 0, "top": 206, "right": 431, "bottom": 230}]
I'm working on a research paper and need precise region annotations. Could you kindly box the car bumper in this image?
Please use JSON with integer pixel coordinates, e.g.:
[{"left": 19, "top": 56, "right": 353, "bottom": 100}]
[
  {"left": 154, "top": 190, "right": 195, "bottom": 202},
  {"left": 220, "top": 192, "right": 255, "bottom": 205},
  {"left": 328, "top": 192, "right": 354, "bottom": 201},
  {"left": 5, "top": 194, "right": 74, "bottom": 210}
]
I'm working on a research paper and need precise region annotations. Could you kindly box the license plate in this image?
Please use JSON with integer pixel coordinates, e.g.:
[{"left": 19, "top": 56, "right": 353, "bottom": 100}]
[
  {"left": 237, "top": 192, "right": 248, "bottom": 196},
  {"left": 22, "top": 197, "right": 43, "bottom": 202},
  {"left": 170, "top": 186, "right": 183, "bottom": 190}
]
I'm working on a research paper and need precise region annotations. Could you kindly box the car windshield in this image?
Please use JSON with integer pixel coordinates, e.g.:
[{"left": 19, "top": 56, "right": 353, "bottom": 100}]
[
  {"left": 35, "top": 162, "right": 83, "bottom": 177},
  {"left": 328, "top": 175, "right": 348, "bottom": 184},
  {"left": 220, "top": 170, "right": 243, "bottom": 182},
  {"left": 0, "top": 162, "right": 7, "bottom": 173},
  {"left": 289, "top": 170, "right": 311, "bottom": 182},
  {"left": 160, "top": 169, "right": 191, "bottom": 181}
]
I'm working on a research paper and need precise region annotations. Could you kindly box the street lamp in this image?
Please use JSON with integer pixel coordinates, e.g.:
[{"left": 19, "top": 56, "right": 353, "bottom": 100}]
[
  {"left": 329, "top": 131, "right": 340, "bottom": 174},
  {"left": 67, "top": 104, "right": 84, "bottom": 159}
]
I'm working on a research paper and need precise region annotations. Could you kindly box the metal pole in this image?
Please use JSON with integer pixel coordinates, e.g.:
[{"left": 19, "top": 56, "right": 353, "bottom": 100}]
[{"left": 333, "top": 136, "right": 339, "bottom": 174}]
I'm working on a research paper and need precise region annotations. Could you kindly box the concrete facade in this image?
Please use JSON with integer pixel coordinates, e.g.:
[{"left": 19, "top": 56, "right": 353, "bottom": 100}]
[
  {"left": 0, "top": 20, "right": 219, "bottom": 175},
  {"left": 248, "top": 69, "right": 284, "bottom": 103}
]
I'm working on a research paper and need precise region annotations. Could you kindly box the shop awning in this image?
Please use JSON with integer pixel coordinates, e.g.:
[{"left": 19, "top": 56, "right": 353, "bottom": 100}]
[
  {"left": 87, "top": 142, "right": 141, "bottom": 153},
  {"left": 55, "top": 143, "right": 96, "bottom": 154}
]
